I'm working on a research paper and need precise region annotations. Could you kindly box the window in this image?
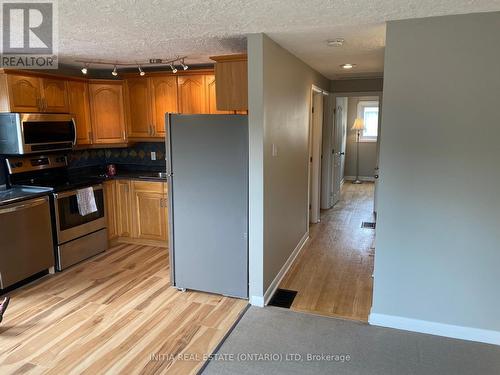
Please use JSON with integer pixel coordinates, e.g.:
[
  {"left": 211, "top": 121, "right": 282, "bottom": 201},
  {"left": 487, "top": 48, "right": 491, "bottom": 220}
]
[{"left": 357, "top": 101, "right": 379, "bottom": 141}]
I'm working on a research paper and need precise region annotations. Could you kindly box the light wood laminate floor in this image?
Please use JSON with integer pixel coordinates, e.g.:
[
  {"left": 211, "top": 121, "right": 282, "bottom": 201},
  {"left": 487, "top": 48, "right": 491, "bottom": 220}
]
[
  {"left": 280, "top": 182, "right": 375, "bottom": 321},
  {"left": 0, "top": 244, "right": 247, "bottom": 374}
]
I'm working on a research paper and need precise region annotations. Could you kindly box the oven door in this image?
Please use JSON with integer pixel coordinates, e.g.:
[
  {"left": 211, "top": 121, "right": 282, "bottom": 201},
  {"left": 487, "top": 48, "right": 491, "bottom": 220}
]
[
  {"left": 54, "top": 185, "right": 106, "bottom": 244},
  {"left": 20, "top": 113, "right": 76, "bottom": 154}
]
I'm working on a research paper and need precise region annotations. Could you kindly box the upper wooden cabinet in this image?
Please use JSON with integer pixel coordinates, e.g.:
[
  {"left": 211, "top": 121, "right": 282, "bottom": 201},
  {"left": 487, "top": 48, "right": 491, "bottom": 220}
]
[
  {"left": 210, "top": 54, "right": 248, "bottom": 111},
  {"left": 126, "top": 77, "right": 152, "bottom": 138},
  {"left": 41, "top": 78, "right": 69, "bottom": 112},
  {"left": 88, "top": 82, "right": 126, "bottom": 144},
  {"left": 178, "top": 75, "right": 206, "bottom": 114},
  {"left": 125, "top": 75, "right": 178, "bottom": 139},
  {"left": 205, "top": 75, "right": 233, "bottom": 114},
  {"left": 0, "top": 73, "right": 69, "bottom": 113},
  {"left": 67, "top": 80, "right": 92, "bottom": 145},
  {"left": 150, "top": 75, "right": 178, "bottom": 136}
]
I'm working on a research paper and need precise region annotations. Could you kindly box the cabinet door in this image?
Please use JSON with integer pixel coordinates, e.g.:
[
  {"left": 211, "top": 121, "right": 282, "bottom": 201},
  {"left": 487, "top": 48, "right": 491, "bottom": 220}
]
[
  {"left": 205, "top": 75, "right": 232, "bottom": 114},
  {"left": 151, "top": 75, "right": 178, "bottom": 137},
  {"left": 6, "top": 75, "right": 42, "bottom": 112},
  {"left": 67, "top": 80, "right": 92, "bottom": 145},
  {"left": 132, "top": 181, "right": 167, "bottom": 241},
  {"left": 89, "top": 83, "right": 126, "bottom": 144},
  {"left": 116, "top": 180, "right": 131, "bottom": 237},
  {"left": 178, "top": 75, "right": 206, "bottom": 114},
  {"left": 126, "top": 78, "right": 153, "bottom": 138},
  {"left": 103, "top": 180, "right": 118, "bottom": 240},
  {"left": 41, "top": 78, "right": 69, "bottom": 112}
]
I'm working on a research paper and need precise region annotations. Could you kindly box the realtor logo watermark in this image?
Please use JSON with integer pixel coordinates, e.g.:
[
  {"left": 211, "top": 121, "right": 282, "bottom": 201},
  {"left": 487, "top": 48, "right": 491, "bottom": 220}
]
[{"left": 0, "top": 0, "right": 58, "bottom": 68}]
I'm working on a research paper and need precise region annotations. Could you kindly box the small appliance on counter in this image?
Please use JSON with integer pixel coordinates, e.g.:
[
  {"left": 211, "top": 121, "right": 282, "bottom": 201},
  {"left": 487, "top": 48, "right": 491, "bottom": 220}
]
[{"left": 6, "top": 154, "right": 108, "bottom": 271}]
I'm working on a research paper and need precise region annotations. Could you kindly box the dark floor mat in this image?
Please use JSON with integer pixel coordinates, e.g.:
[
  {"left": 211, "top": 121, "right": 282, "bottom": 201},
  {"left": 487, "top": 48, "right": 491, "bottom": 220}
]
[{"left": 269, "top": 289, "right": 297, "bottom": 309}]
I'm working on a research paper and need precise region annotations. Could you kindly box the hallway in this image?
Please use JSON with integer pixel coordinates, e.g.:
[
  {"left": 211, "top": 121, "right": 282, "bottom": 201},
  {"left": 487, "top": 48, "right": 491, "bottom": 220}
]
[{"left": 279, "top": 182, "right": 375, "bottom": 321}]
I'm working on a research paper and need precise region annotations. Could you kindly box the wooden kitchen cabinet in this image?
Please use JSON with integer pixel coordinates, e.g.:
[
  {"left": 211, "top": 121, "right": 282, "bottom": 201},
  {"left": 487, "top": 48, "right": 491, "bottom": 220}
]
[
  {"left": 104, "top": 179, "right": 168, "bottom": 245},
  {"left": 131, "top": 181, "right": 168, "bottom": 242},
  {"left": 205, "top": 75, "right": 233, "bottom": 114},
  {"left": 0, "top": 73, "right": 69, "bottom": 113},
  {"left": 67, "top": 80, "right": 92, "bottom": 145},
  {"left": 126, "top": 75, "right": 178, "bottom": 139},
  {"left": 150, "top": 75, "right": 178, "bottom": 137},
  {"left": 41, "top": 78, "right": 69, "bottom": 112},
  {"left": 210, "top": 54, "right": 248, "bottom": 111},
  {"left": 115, "top": 180, "right": 132, "bottom": 237},
  {"left": 178, "top": 74, "right": 206, "bottom": 114},
  {"left": 103, "top": 180, "right": 118, "bottom": 240},
  {"left": 89, "top": 82, "right": 127, "bottom": 144},
  {"left": 126, "top": 77, "right": 153, "bottom": 138}
]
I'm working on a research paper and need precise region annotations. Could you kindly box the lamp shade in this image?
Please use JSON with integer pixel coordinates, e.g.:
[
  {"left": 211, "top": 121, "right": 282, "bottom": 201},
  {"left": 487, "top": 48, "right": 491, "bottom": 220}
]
[{"left": 352, "top": 118, "right": 365, "bottom": 131}]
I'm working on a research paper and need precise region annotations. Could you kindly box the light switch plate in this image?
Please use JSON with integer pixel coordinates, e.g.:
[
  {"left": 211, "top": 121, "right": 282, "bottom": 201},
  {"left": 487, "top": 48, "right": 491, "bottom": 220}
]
[
  {"left": 151, "top": 151, "right": 156, "bottom": 160},
  {"left": 272, "top": 144, "right": 278, "bottom": 157}
]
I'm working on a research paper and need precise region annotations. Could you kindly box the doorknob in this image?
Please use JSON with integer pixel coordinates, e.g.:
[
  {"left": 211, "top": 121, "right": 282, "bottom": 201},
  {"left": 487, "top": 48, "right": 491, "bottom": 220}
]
[{"left": 340, "top": 152, "right": 345, "bottom": 155}]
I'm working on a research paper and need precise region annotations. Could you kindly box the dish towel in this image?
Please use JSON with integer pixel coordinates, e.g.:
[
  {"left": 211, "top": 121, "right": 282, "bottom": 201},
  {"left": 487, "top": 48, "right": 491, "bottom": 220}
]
[{"left": 76, "top": 187, "right": 98, "bottom": 216}]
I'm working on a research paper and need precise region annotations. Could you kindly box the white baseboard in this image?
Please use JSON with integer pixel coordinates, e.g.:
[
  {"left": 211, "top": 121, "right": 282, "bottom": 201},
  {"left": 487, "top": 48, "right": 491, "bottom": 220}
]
[
  {"left": 369, "top": 313, "right": 500, "bottom": 346},
  {"left": 344, "top": 176, "right": 375, "bottom": 182},
  {"left": 249, "top": 232, "right": 309, "bottom": 308}
]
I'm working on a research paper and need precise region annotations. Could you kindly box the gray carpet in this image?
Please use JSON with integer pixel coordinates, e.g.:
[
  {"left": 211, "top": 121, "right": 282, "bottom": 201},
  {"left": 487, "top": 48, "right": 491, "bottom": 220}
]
[{"left": 202, "top": 307, "right": 500, "bottom": 375}]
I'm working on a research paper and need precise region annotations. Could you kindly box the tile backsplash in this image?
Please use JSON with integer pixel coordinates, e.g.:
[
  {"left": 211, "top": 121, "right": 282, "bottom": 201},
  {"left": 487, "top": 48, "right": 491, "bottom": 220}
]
[{"left": 68, "top": 142, "right": 166, "bottom": 169}]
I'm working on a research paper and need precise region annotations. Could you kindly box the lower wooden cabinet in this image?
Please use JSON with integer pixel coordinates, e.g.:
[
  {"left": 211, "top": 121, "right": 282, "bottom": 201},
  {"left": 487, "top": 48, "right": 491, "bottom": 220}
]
[{"left": 104, "top": 179, "right": 168, "bottom": 245}]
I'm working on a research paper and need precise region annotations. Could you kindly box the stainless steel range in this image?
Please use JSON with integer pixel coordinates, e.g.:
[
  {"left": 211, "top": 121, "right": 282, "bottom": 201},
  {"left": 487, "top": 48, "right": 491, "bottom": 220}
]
[{"left": 6, "top": 154, "right": 108, "bottom": 271}]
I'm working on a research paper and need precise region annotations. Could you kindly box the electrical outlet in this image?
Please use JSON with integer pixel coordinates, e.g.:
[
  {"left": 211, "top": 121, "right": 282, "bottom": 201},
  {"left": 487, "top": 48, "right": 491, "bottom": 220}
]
[{"left": 151, "top": 151, "right": 156, "bottom": 160}]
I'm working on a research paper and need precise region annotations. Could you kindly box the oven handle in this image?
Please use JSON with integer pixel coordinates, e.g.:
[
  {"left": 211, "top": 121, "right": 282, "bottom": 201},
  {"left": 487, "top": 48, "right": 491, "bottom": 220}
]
[{"left": 54, "top": 184, "right": 103, "bottom": 199}]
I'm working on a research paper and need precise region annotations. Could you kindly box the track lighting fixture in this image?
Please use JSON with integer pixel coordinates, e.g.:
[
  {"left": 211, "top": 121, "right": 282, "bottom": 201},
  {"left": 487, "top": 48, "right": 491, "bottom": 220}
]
[{"left": 75, "top": 56, "right": 188, "bottom": 77}]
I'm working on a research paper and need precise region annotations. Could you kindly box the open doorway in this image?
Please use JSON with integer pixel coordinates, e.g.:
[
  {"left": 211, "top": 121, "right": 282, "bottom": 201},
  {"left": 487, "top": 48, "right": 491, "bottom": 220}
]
[{"left": 275, "top": 91, "right": 382, "bottom": 322}]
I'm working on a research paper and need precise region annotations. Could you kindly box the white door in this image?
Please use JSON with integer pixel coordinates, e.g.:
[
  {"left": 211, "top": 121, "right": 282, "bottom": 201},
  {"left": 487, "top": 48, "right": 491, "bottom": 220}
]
[
  {"left": 309, "top": 90, "right": 324, "bottom": 223},
  {"left": 332, "top": 97, "right": 347, "bottom": 206}
]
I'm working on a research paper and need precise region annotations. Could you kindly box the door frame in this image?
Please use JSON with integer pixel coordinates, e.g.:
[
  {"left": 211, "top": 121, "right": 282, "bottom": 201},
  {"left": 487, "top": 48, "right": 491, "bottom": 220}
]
[
  {"left": 332, "top": 91, "right": 383, "bottom": 212},
  {"left": 308, "top": 85, "right": 328, "bottom": 226}
]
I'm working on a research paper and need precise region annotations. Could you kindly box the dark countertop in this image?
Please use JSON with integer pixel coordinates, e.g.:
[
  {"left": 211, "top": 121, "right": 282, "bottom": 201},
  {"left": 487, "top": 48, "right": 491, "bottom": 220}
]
[
  {"left": 0, "top": 186, "right": 53, "bottom": 207},
  {"left": 105, "top": 171, "right": 167, "bottom": 182},
  {"left": 68, "top": 165, "right": 167, "bottom": 183}
]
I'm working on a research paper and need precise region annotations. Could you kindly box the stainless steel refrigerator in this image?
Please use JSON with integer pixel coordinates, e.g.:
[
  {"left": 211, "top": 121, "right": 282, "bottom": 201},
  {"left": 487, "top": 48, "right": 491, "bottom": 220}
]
[{"left": 166, "top": 114, "right": 248, "bottom": 298}]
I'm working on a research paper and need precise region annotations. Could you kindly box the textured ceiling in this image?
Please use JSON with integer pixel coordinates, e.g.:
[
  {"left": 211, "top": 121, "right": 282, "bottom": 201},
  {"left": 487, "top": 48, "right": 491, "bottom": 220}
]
[{"left": 59, "top": 0, "right": 500, "bottom": 78}]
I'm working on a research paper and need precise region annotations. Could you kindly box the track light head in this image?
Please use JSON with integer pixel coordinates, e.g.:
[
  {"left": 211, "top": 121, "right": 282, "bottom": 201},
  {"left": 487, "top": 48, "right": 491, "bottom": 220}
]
[
  {"left": 112, "top": 65, "right": 118, "bottom": 76},
  {"left": 138, "top": 66, "right": 145, "bottom": 76},
  {"left": 81, "top": 64, "right": 88, "bottom": 75},
  {"left": 169, "top": 63, "right": 178, "bottom": 74},
  {"left": 180, "top": 60, "right": 188, "bottom": 70}
]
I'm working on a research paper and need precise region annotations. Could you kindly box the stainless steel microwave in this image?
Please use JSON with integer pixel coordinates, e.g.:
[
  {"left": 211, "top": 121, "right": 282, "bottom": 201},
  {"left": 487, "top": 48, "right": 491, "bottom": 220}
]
[{"left": 0, "top": 113, "right": 76, "bottom": 155}]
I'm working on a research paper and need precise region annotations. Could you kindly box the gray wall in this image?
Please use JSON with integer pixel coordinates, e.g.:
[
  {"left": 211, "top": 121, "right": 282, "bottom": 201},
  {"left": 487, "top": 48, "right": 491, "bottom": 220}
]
[
  {"left": 331, "top": 78, "right": 383, "bottom": 93},
  {"left": 373, "top": 12, "right": 500, "bottom": 332},
  {"left": 248, "top": 34, "right": 330, "bottom": 302},
  {"left": 344, "top": 96, "right": 378, "bottom": 178}
]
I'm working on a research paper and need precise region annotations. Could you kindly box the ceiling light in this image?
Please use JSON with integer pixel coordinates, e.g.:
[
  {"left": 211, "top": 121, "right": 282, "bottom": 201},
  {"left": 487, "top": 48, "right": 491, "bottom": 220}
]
[
  {"left": 138, "top": 66, "right": 145, "bottom": 76},
  {"left": 81, "top": 64, "right": 88, "bottom": 75},
  {"left": 327, "top": 38, "right": 344, "bottom": 47},
  {"left": 180, "top": 59, "right": 188, "bottom": 70},
  {"left": 169, "top": 64, "right": 178, "bottom": 74},
  {"left": 340, "top": 63, "right": 356, "bottom": 69},
  {"left": 112, "top": 65, "right": 118, "bottom": 76}
]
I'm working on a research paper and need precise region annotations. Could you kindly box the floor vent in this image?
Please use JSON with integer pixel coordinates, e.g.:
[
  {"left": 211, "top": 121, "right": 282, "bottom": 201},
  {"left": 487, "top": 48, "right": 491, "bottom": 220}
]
[
  {"left": 269, "top": 289, "right": 298, "bottom": 309},
  {"left": 361, "top": 222, "right": 376, "bottom": 229}
]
